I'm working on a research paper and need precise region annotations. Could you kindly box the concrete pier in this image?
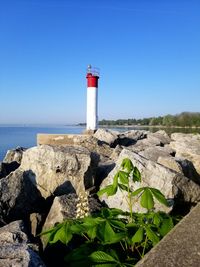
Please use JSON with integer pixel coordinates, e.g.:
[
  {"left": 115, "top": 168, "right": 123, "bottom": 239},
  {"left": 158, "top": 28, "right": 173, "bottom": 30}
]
[
  {"left": 37, "top": 134, "right": 91, "bottom": 146},
  {"left": 135, "top": 203, "right": 200, "bottom": 267}
]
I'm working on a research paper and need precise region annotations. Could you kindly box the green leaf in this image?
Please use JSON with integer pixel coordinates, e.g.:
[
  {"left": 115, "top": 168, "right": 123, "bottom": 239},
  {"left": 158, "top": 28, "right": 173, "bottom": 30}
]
[
  {"left": 65, "top": 243, "right": 94, "bottom": 265},
  {"left": 118, "top": 171, "right": 129, "bottom": 185},
  {"left": 159, "top": 217, "right": 174, "bottom": 237},
  {"left": 153, "top": 213, "right": 162, "bottom": 227},
  {"left": 118, "top": 183, "right": 129, "bottom": 192},
  {"left": 126, "top": 222, "right": 138, "bottom": 229},
  {"left": 131, "top": 227, "right": 144, "bottom": 244},
  {"left": 113, "top": 173, "right": 119, "bottom": 188},
  {"left": 109, "top": 208, "right": 126, "bottom": 217},
  {"left": 140, "top": 188, "right": 154, "bottom": 210},
  {"left": 87, "top": 226, "right": 97, "bottom": 239},
  {"left": 110, "top": 219, "right": 126, "bottom": 230},
  {"left": 70, "top": 223, "right": 84, "bottom": 234},
  {"left": 105, "top": 232, "right": 126, "bottom": 244},
  {"left": 121, "top": 158, "right": 134, "bottom": 173},
  {"left": 83, "top": 217, "right": 104, "bottom": 228},
  {"left": 89, "top": 251, "right": 118, "bottom": 264},
  {"left": 145, "top": 226, "right": 160, "bottom": 246},
  {"left": 97, "top": 185, "right": 117, "bottom": 197},
  {"left": 131, "top": 187, "right": 144, "bottom": 197},
  {"left": 49, "top": 222, "right": 72, "bottom": 244},
  {"left": 101, "top": 208, "right": 111, "bottom": 218},
  {"left": 132, "top": 166, "right": 141, "bottom": 182},
  {"left": 99, "top": 221, "right": 116, "bottom": 243},
  {"left": 109, "top": 249, "right": 120, "bottom": 261},
  {"left": 150, "top": 188, "right": 169, "bottom": 207},
  {"left": 96, "top": 221, "right": 125, "bottom": 244}
]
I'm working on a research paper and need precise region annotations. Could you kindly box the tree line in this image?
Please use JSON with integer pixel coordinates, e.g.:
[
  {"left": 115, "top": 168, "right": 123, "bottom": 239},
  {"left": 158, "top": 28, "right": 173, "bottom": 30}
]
[{"left": 99, "top": 112, "right": 200, "bottom": 127}]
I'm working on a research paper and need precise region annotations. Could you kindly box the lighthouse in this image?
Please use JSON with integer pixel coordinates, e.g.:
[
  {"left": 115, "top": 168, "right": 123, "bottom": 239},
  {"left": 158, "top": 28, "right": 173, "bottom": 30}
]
[{"left": 86, "top": 65, "right": 99, "bottom": 131}]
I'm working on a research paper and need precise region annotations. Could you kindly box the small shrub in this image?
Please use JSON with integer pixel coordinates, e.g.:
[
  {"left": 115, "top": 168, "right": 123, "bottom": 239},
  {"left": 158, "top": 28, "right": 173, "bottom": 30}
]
[{"left": 41, "top": 158, "right": 176, "bottom": 266}]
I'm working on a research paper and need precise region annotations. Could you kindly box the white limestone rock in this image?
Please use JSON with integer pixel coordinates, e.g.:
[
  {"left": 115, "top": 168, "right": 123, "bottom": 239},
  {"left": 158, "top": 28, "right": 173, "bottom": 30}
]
[
  {"left": 170, "top": 133, "right": 200, "bottom": 175},
  {"left": 99, "top": 148, "right": 200, "bottom": 213},
  {"left": 20, "top": 145, "right": 96, "bottom": 199}
]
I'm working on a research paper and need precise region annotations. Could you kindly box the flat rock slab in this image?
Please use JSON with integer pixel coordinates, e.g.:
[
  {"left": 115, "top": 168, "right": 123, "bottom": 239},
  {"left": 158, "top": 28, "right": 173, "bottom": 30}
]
[
  {"left": 135, "top": 203, "right": 200, "bottom": 267},
  {"left": 37, "top": 134, "right": 90, "bottom": 146}
]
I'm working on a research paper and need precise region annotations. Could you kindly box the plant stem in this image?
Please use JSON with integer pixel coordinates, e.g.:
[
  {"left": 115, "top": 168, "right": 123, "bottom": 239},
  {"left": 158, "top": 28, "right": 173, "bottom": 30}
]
[
  {"left": 128, "top": 183, "right": 133, "bottom": 222},
  {"left": 120, "top": 241, "right": 126, "bottom": 251},
  {"left": 142, "top": 235, "right": 148, "bottom": 258},
  {"left": 135, "top": 245, "right": 142, "bottom": 258},
  {"left": 82, "top": 233, "right": 90, "bottom": 241}
]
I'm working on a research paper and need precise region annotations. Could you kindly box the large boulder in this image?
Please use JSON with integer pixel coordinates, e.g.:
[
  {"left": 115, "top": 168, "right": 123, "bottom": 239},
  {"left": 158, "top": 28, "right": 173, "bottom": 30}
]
[
  {"left": 42, "top": 193, "right": 101, "bottom": 232},
  {"left": 41, "top": 193, "right": 102, "bottom": 248},
  {"left": 138, "top": 146, "right": 175, "bottom": 162},
  {"left": 0, "top": 161, "right": 20, "bottom": 179},
  {"left": 94, "top": 128, "right": 119, "bottom": 147},
  {"left": 0, "top": 163, "right": 7, "bottom": 179},
  {"left": 0, "top": 169, "right": 44, "bottom": 224},
  {"left": 170, "top": 133, "right": 200, "bottom": 175},
  {"left": 0, "top": 147, "right": 26, "bottom": 179},
  {"left": 175, "top": 158, "right": 200, "bottom": 184},
  {"left": 118, "top": 130, "right": 147, "bottom": 146},
  {"left": 157, "top": 156, "right": 184, "bottom": 174},
  {"left": 20, "top": 145, "right": 98, "bottom": 199},
  {"left": 99, "top": 148, "right": 200, "bottom": 213},
  {"left": 0, "top": 220, "right": 46, "bottom": 267},
  {"left": 149, "top": 130, "right": 171, "bottom": 145},
  {"left": 78, "top": 135, "right": 113, "bottom": 161},
  {"left": 3, "top": 147, "right": 26, "bottom": 164}
]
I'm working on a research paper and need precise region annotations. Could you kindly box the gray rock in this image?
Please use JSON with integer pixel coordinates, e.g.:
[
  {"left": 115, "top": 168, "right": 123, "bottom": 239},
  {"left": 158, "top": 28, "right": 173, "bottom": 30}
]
[
  {"left": 157, "top": 156, "right": 183, "bottom": 174},
  {"left": 0, "top": 220, "right": 46, "bottom": 267},
  {"left": 42, "top": 193, "right": 101, "bottom": 247},
  {"left": 77, "top": 135, "right": 113, "bottom": 160},
  {"left": 170, "top": 133, "right": 200, "bottom": 175},
  {"left": 172, "top": 174, "right": 200, "bottom": 203},
  {"left": 138, "top": 146, "right": 175, "bottom": 162},
  {"left": 95, "top": 160, "right": 116, "bottom": 187},
  {"left": 0, "top": 147, "right": 26, "bottom": 179},
  {"left": 127, "top": 131, "right": 172, "bottom": 154},
  {"left": 0, "top": 161, "right": 20, "bottom": 179},
  {"left": 20, "top": 145, "right": 97, "bottom": 199},
  {"left": 99, "top": 148, "right": 200, "bottom": 213},
  {"left": 0, "top": 245, "right": 46, "bottom": 267},
  {"left": 110, "top": 145, "right": 123, "bottom": 160},
  {"left": 0, "top": 220, "right": 28, "bottom": 245},
  {"left": 29, "top": 213, "right": 43, "bottom": 237},
  {"left": 43, "top": 193, "right": 101, "bottom": 230},
  {"left": 0, "top": 162, "right": 7, "bottom": 179},
  {"left": 94, "top": 128, "right": 119, "bottom": 146},
  {"left": 3, "top": 147, "right": 26, "bottom": 164},
  {"left": 175, "top": 158, "right": 200, "bottom": 184},
  {"left": 150, "top": 130, "right": 171, "bottom": 145},
  {"left": 128, "top": 135, "right": 162, "bottom": 153},
  {"left": 0, "top": 169, "right": 44, "bottom": 224},
  {"left": 118, "top": 130, "right": 147, "bottom": 146}
]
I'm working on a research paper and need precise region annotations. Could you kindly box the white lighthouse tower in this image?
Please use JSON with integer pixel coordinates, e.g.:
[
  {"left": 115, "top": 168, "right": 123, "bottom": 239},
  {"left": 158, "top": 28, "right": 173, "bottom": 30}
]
[{"left": 86, "top": 65, "right": 99, "bottom": 131}]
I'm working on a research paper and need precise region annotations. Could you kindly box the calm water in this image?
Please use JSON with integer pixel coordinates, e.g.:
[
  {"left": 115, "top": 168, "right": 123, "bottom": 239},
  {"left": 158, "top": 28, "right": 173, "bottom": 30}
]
[
  {"left": 0, "top": 125, "right": 200, "bottom": 161},
  {"left": 0, "top": 125, "right": 84, "bottom": 161}
]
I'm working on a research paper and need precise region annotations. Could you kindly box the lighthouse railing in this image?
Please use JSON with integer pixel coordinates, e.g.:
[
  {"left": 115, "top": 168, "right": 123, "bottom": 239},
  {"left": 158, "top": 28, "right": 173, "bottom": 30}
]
[{"left": 86, "top": 66, "right": 100, "bottom": 77}]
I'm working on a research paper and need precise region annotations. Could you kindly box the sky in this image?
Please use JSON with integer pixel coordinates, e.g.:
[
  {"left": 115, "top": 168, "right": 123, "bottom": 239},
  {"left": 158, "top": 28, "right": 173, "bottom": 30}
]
[{"left": 0, "top": 0, "right": 200, "bottom": 124}]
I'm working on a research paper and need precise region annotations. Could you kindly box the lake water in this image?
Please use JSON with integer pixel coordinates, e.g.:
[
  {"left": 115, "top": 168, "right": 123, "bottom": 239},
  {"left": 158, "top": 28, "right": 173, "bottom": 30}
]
[
  {"left": 0, "top": 125, "right": 200, "bottom": 161},
  {"left": 0, "top": 125, "right": 84, "bottom": 161}
]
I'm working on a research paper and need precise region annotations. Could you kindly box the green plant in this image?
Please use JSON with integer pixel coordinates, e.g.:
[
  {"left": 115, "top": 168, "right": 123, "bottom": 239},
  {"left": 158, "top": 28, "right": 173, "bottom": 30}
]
[{"left": 41, "top": 158, "right": 176, "bottom": 266}]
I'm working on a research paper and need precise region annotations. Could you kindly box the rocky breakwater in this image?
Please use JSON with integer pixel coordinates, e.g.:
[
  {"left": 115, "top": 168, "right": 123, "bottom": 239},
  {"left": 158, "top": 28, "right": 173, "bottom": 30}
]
[{"left": 0, "top": 129, "right": 200, "bottom": 266}]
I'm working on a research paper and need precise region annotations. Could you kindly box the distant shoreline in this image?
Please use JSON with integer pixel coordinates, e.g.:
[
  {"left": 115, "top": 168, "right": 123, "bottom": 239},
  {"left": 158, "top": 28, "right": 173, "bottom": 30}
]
[{"left": 99, "top": 125, "right": 200, "bottom": 129}]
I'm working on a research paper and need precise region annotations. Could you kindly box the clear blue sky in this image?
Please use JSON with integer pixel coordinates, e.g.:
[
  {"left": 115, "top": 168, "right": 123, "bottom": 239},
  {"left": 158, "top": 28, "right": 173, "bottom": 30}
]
[{"left": 0, "top": 0, "right": 200, "bottom": 124}]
